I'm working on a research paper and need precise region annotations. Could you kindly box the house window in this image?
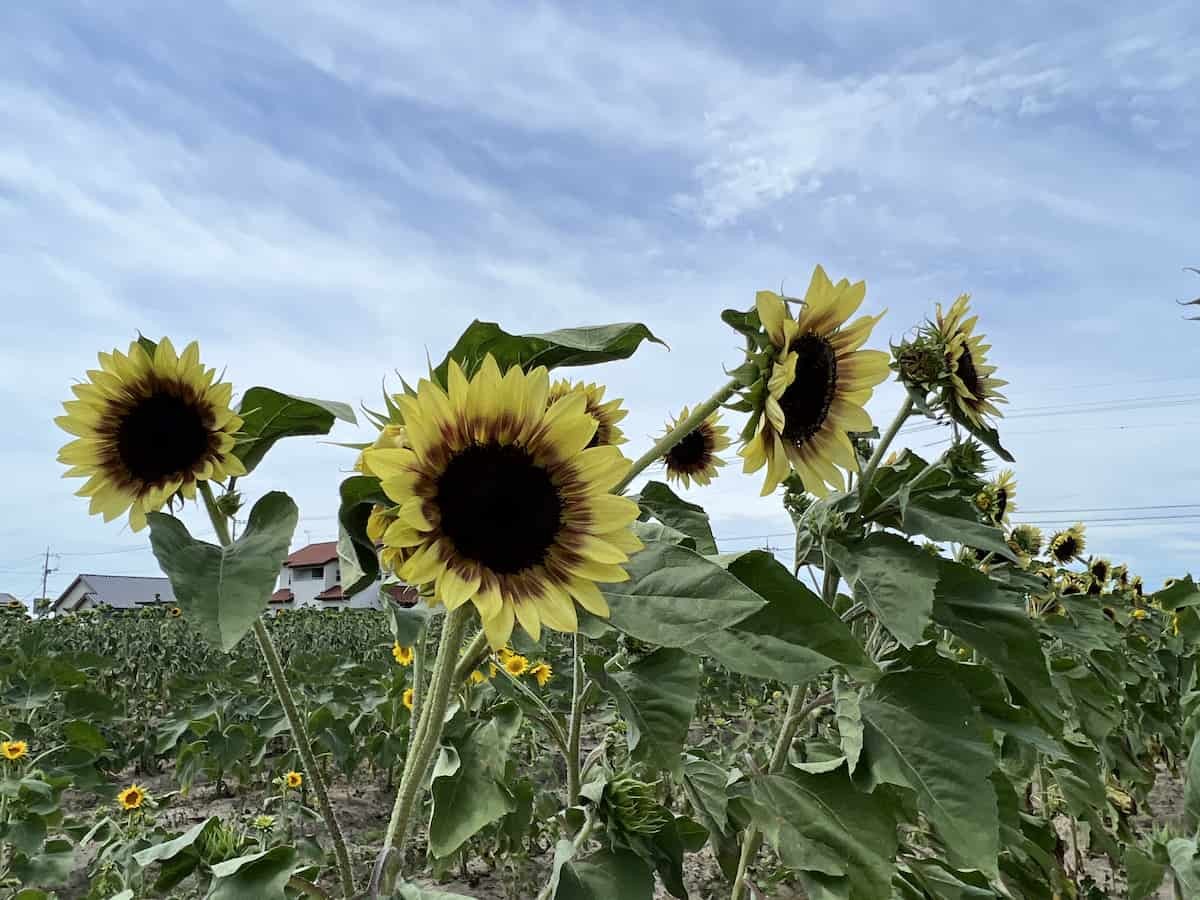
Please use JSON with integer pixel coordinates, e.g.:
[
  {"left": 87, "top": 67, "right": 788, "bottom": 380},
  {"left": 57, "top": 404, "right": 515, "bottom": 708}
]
[{"left": 298, "top": 567, "right": 324, "bottom": 579}]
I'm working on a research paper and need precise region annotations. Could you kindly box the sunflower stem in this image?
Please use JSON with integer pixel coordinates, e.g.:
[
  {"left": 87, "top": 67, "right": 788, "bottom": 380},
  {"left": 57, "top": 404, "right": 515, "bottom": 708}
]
[
  {"left": 731, "top": 565, "right": 839, "bottom": 900},
  {"left": 380, "top": 604, "right": 472, "bottom": 887},
  {"left": 566, "top": 632, "right": 585, "bottom": 811},
  {"left": 613, "top": 377, "right": 742, "bottom": 494},
  {"left": 452, "top": 630, "right": 491, "bottom": 685},
  {"left": 405, "top": 621, "right": 429, "bottom": 763},
  {"left": 856, "top": 397, "right": 913, "bottom": 503},
  {"left": 197, "top": 481, "right": 355, "bottom": 898}
]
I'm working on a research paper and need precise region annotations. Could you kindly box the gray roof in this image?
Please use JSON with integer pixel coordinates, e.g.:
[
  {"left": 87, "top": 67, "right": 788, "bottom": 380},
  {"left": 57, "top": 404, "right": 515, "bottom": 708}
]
[
  {"left": 0, "top": 593, "right": 20, "bottom": 605},
  {"left": 53, "top": 574, "right": 176, "bottom": 611}
]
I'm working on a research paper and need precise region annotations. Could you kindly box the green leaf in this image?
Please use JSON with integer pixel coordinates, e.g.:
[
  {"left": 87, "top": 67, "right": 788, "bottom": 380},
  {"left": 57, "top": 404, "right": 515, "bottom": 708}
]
[
  {"left": 207, "top": 847, "right": 298, "bottom": 900},
  {"left": 685, "top": 551, "right": 876, "bottom": 683},
  {"left": 1168, "top": 837, "right": 1200, "bottom": 898},
  {"left": 433, "top": 320, "right": 666, "bottom": 384},
  {"left": 395, "top": 885, "right": 479, "bottom": 900},
  {"left": 631, "top": 520, "right": 696, "bottom": 550},
  {"left": 1154, "top": 575, "right": 1200, "bottom": 611},
  {"left": 134, "top": 818, "right": 219, "bottom": 866},
  {"left": 1127, "top": 845, "right": 1168, "bottom": 900},
  {"left": 552, "top": 847, "right": 655, "bottom": 900},
  {"left": 148, "top": 492, "right": 299, "bottom": 651},
  {"left": 859, "top": 671, "right": 999, "bottom": 878},
  {"left": 898, "top": 489, "right": 1017, "bottom": 560},
  {"left": 587, "top": 649, "right": 699, "bottom": 776},
  {"left": 429, "top": 704, "right": 523, "bottom": 857},
  {"left": 1185, "top": 728, "right": 1200, "bottom": 830},
  {"left": 835, "top": 682, "right": 864, "bottom": 775},
  {"left": 6, "top": 814, "right": 47, "bottom": 855},
  {"left": 932, "top": 561, "right": 1058, "bottom": 714},
  {"left": 234, "top": 387, "right": 355, "bottom": 474},
  {"left": 635, "top": 481, "right": 717, "bottom": 555},
  {"left": 603, "top": 542, "right": 764, "bottom": 647},
  {"left": 825, "top": 533, "right": 939, "bottom": 648},
  {"left": 743, "top": 767, "right": 898, "bottom": 900},
  {"left": 681, "top": 756, "right": 729, "bottom": 836},
  {"left": 11, "top": 838, "right": 73, "bottom": 887},
  {"left": 62, "top": 720, "right": 107, "bottom": 754},
  {"left": 337, "top": 475, "right": 391, "bottom": 597},
  {"left": 389, "top": 602, "right": 433, "bottom": 647}
]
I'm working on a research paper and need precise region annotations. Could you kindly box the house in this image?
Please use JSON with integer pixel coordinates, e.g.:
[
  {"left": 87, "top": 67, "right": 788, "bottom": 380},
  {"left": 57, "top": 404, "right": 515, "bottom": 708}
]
[
  {"left": 0, "top": 592, "right": 24, "bottom": 610},
  {"left": 271, "top": 541, "right": 418, "bottom": 611},
  {"left": 52, "top": 574, "right": 175, "bottom": 613}
]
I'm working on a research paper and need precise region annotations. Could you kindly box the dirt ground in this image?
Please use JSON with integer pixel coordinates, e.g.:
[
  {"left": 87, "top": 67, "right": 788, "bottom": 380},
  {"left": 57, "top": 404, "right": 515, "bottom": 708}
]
[{"left": 51, "top": 764, "right": 1188, "bottom": 899}]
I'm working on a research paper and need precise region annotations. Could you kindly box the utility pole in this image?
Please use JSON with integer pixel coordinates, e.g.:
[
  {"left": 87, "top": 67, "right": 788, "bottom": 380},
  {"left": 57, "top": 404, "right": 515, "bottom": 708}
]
[{"left": 40, "top": 546, "right": 58, "bottom": 603}]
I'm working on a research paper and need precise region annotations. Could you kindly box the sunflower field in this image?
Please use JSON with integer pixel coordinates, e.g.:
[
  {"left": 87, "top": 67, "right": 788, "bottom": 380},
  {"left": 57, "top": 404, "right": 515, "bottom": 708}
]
[{"left": 6, "top": 268, "right": 1200, "bottom": 899}]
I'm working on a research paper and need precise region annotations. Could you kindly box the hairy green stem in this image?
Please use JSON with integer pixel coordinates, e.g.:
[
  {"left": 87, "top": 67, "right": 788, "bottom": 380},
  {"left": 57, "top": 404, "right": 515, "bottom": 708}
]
[
  {"left": 613, "top": 378, "right": 742, "bottom": 494},
  {"left": 451, "top": 630, "right": 490, "bottom": 685},
  {"left": 381, "top": 604, "right": 472, "bottom": 884},
  {"left": 566, "top": 633, "right": 585, "bottom": 809},
  {"left": 535, "top": 808, "right": 597, "bottom": 900},
  {"left": 405, "top": 622, "right": 429, "bottom": 761},
  {"left": 857, "top": 397, "right": 914, "bottom": 501},
  {"left": 197, "top": 481, "right": 354, "bottom": 898}
]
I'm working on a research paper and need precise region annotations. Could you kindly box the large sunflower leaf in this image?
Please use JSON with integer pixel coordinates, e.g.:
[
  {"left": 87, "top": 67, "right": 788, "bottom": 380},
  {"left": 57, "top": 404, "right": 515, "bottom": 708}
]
[
  {"left": 429, "top": 703, "right": 523, "bottom": 858},
  {"left": 549, "top": 846, "right": 655, "bottom": 900},
  {"left": 586, "top": 648, "right": 699, "bottom": 776},
  {"left": 740, "top": 766, "right": 899, "bottom": 900},
  {"left": 207, "top": 847, "right": 297, "bottom": 900},
  {"left": 336, "top": 475, "right": 391, "bottom": 597},
  {"left": 1153, "top": 575, "right": 1200, "bottom": 610},
  {"left": 234, "top": 387, "right": 355, "bottom": 474},
  {"left": 932, "top": 560, "right": 1057, "bottom": 714},
  {"left": 603, "top": 542, "right": 765, "bottom": 646},
  {"left": 394, "top": 886, "right": 479, "bottom": 900},
  {"left": 433, "top": 320, "right": 665, "bottom": 384},
  {"left": 858, "top": 670, "right": 999, "bottom": 878},
  {"left": 147, "top": 492, "right": 299, "bottom": 651},
  {"left": 825, "top": 533, "right": 939, "bottom": 648},
  {"left": 685, "top": 551, "right": 877, "bottom": 683},
  {"left": 635, "top": 481, "right": 717, "bottom": 555},
  {"left": 897, "top": 487, "right": 1017, "bottom": 560}
]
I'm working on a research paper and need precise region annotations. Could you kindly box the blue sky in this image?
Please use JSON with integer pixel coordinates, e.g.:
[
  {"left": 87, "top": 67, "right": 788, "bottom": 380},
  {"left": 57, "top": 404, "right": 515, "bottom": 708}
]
[{"left": 2, "top": 1, "right": 1199, "bottom": 605}]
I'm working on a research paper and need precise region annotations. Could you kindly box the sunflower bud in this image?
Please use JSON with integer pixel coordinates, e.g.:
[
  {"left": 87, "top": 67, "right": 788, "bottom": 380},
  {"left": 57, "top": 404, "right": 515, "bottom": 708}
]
[
  {"left": 1008, "top": 524, "right": 1043, "bottom": 559},
  {"left": 199, "top": 820, "right": 242, "bottom": 864},
  {"left": 943, "top": 439, "right": 989, "bottom": 481},
  {"left": 603, "top": 775, "right": 670, "bottom": 836},
  {"left": 893, "top": 333, "right": 948, "bottom": 391},
  {"left": 214, "top": 489, "right": 243, "bottom": 519}
]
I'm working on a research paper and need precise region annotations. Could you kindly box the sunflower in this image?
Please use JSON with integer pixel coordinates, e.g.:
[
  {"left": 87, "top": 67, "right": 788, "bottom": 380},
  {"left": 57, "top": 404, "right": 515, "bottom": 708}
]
[
  {"left": 362, "top": 356, "right": 642, "bottom": 649},
  {"left": 169, "top": 607, "right": 182, "bottom": 618},
  {"left": 1049, "top": 524, "right": 1087, "bottom": 564},
  {"left": 1131, "top": 608, "right": 1148, "bottom": 621},
  {"left": 934, "top": 295, "right": 1007, "bottom": 429},
  {"left": 392, "top": 643, "right": 414, "bottom": 666},
  {"left": 1089, "top": 557, "right": 1111, "bottom": 584},
  {"left": 504, "top": 654, "right": 530, "bottom": 677},
  {"left": 402, "top": 688, "right": 415, "bottom": 711},
  {"left": 1111, "top": 564, "right": 1129, "bottom": 588},
  {"left": 991, "top": 470, "right": 1016, "bottom": 522},
  {"left": 662, "top": 408, "right": 731, "bottom": 489},
  {"left": 118, "top": 784, "right": 147, "bottom": 810},
  {"left": 1131, "top": 576, "right": 1144, "bottom": 597},
  {"left": 1008, "top": 524, "right": 1043, "bottom": 559},
  {"left": 488, "top": 663, "right": 499, "bottom": 679},
  {"left": 470, "top": 669, "right": 488, "bottom": 685},
  {"left": 1, "top": 740, "right": 28, "bottom": 761},
  {"left": 530, "top": 662, "right": 553, "bottom": 687},
  {"left": 56, "top": 338, "right": 245, "bottom": 531},
  {"left": 547, "top": 381, "right": 627, "bottom": 447},
  {"left": 356, "top": 425, "right": 409, "bottom": 477},
  {"left": 740, "top": 267, "right": 890, "bottom": 497},
  {"left": 284, "top": 771, "right": 303, "bottom": 789}
]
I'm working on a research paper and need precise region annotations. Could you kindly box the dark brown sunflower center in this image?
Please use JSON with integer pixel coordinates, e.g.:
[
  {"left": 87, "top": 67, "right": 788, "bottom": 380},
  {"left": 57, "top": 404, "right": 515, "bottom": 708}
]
[
  {"left": 996, "top": 488, "right": 1008, "bottom": 519},
  {"left": 955, "top": 347, "right": 982, "bottom": 399},
  {"left": 1053, "top": 536, "right": 1078, "bottom": 561},
  {"left": 436, "top": 442, "right": 563, "bottom": 574},
  {"left": 779, "top": 334, "right": 838, "bottom": 444},
  {"left": 665, "top": 428, "right": 709, "bottom": 472},
  {"left": 116, "top": 387, "right": 212, "bottom": 484}
]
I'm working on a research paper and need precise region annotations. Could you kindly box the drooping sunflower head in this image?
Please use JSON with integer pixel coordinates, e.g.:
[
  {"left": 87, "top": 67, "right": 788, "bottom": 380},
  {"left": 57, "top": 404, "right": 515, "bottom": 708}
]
[
  {"left": 504, "top": 654, "right": 530, "bottom": 677},
  {"left": 56, "top": 338, "right": 245, "bottom": 531},
  {"left": 1131, "top": 575, "right": 1144, "bottom": 597},
  {"left": 547, "top": 380, "right": 627, "bottom": 448},
  {"left": 392, "top": 643, "right": 414, "bottom": 666},
  {"left": 402, "top": 688, "right": 415, "bottom": 712},
  {"left": 284, "top": 771, "right": 303, "bottom": 789},
  {"left": 1009, "top": 524, "right": 1043, "bottom": 559},
  {"left": 1049, "top": 524, "right": 1086, "bottom": 564},
  {"left": 362, "top": 356, "right": 642, "bottom": 649},
  {"left": 991, "top": 470, "right": 1016, "bottom": 522},
  {"left": 118, "top": 784, "right": 147, "bottom": 810},
  {"left": 1, "top": 740, "right": 28, "bottom": 761},
  {"left": 740, "top": 266, "right": 890, "bottom": 497},
  {"left": 1110, "top": 564, "right": 1129, "bottom": 588},
  {"left": 1088, "top": 557, "right": 1111, "bottom": 585},
  {"left": 169, "top": 607, "right": 182, "bottom": 618},
  {"left": 933, "top": 295, "right": 1008, "bottom": 429},
  {"left": 662, "top": 408, "right": 731, "bottom": 489},
  {"left": 530, "top": 661, "right": 553, "bottom": 687}
]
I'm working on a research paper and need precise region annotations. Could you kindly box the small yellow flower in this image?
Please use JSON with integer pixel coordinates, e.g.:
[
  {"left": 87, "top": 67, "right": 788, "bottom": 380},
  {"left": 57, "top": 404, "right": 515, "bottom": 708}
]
[
  {"left": 504, "top": 654, "right": 529, "bottom": 677},
  {"left": 469, "top": 669, "right": 487, "bottom": 685},
  {"left": 1, "top": 740, "right": 29, "bottom": 761},
  {"left": 392, "top": 643, "right": 414, "bottom": 666},
  {"left": 530, "top": 662, "right": 553, "bottom": 687},
  {"left": 488, "top": 663, "right": 498, "bottom": 679},
  {"left": 252, "top": 814, "right": 276, "bottom": 830},
  {"left": 118, "top": 784, "right": 147, "bottom": 810},
  {"left": 1131, "top": 608, "right": 1148, "bottom": 620},
  {"left": 284, "top": 771, "right": 303, "bottom": 789},
  {"left": 169, "top": 606, "right": 182, "bottom": 618},
  {"left": 402, "top": 688, "right": 415, "bottom": 711}
]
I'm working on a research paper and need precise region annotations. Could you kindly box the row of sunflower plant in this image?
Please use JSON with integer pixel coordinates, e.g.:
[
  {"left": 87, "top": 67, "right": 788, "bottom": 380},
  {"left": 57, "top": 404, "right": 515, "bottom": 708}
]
[{"left": 6, "top": 267, "right": 1200, "bottom": 898}]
